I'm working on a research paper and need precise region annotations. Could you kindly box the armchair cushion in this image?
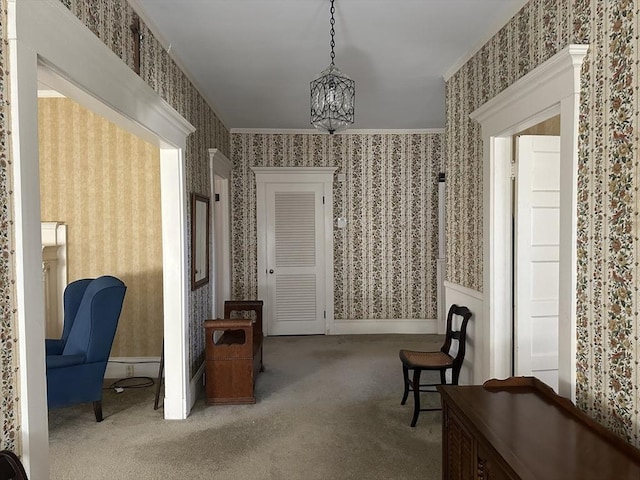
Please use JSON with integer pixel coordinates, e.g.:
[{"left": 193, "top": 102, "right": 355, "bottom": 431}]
[
  {"left": 45, "top": 338, "right": 65, "bottom": 356},
  {"left": 46, "top": 354, "right": 85, "bottom": 369}
]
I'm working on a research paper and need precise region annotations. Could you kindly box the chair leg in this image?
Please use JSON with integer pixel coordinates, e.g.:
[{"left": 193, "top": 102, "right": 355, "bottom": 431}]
[
  {"left": 440, "top": 368, "right": 447, "bottom": 385},
  {"left": 451, "top": 366, "right": 460, "bottom": 385},
  {"left": 410, "top": 369, "right": 422, "bottom": 427},
  {"left": 401, "top": 364, "right": 410, "bottom": 405},
  {"left": 154, "top": 339, "right": 165, "bottom": 410},
  {"left": 93, "top": 400, "right": 103, "bottom": 422}
]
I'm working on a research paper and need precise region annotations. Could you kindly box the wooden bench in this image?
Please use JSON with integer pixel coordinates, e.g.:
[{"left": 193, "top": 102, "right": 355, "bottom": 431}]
[{"left": 204, "top": 300, "right": 264, "bottom": 405}]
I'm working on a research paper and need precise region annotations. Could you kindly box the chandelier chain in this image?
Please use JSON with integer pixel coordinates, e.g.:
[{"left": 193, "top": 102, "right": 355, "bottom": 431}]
[{"left": 329, "top": 0, "right": 336, "bottom": 65}]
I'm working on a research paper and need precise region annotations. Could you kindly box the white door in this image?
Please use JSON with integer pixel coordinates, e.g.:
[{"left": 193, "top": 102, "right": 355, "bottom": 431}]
[
  {"left": 265, "top": 182, "right": 326, "bottom": 335},
  {"left": 514, "top": 135, "right": 560, "bottom": 391},
  {"left": 213, "top": 174, "right": 231, "bottom": 318}
]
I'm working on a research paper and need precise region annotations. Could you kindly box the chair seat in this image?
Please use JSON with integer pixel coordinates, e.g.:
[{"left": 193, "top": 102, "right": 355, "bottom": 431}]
[
  {"left": 46, "top": 353, "right": 86, "bottom": 369},
  {"left": 399, "top": 349, "right": 453, "bottom": 369}
]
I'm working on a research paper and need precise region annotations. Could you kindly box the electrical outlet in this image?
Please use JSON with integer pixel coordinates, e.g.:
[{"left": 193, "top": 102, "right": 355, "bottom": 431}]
[{"left": 126, "top": 365, "right": 134, "bottom": 377}]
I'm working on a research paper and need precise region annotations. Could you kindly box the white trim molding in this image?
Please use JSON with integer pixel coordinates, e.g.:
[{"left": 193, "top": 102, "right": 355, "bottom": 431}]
[
  {"left": 209, "top": 148, "right": 233, "bottom": 318},
  {"left": 210, "top": 148, "right": 233, "bottom": 178},
  {"left": 105, "top": 356, "right": 162, "bottom": 379},
  {"left": 41, "top": 221, "right": 67, "bottom": 337},
  {"left": 251, "top": 166, "right": 337, "bottom": 179},
  {"left": 126, "top": 0, "right": 230, "bottom": 132},
  {"left": 444, "top": 281, "right": 484, "bottom": 301},
  {"left": 332, "top": 319, "right": 438, "bottom": 335},
  {"left": 231, "top": 128, "right": 445, "bottom": 135},
  {"left": 189, "top": 361, "right": 206, "bottom": 409},
  {"left": 469, "top": 44, "right": 588, "bottom": 398}
]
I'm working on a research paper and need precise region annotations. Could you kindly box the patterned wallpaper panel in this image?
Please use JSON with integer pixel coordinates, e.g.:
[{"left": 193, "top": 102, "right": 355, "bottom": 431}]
[
  {"left": 231, "top": 133, "right": 442, "bottom": 321},
  {"left": 39, "top": 97, "right": 163, "bottom": 358},
  {"left": 446, "top": 0, "right": 639, "bottom": 447},
  {"left": 0, "top": 0, "right": 19, "bottom": 453}
]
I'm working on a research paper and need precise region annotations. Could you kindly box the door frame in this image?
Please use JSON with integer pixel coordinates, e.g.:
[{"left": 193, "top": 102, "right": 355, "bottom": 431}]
[
  {"left": 469, "top": 44, "right": 587, "bottom": 400},
  {"left": 209, "top": 148, "right": 233, "bottom": 318},
  {"left": 252, "top": 167, "right": 337, "bottom": 336},
  {"left": 9, "top": 2, "right": 195, "bottom": 476}
]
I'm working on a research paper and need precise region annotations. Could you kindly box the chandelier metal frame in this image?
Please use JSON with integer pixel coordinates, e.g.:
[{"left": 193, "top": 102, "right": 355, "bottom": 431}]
[{"left": 310, "top": 0, "right": 355, "bottom": 134}]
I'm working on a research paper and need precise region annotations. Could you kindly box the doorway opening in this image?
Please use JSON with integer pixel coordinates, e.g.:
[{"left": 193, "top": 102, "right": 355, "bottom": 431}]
[
  {"left": 37, "top": 90, "right": 164, "bottom": 378},
  {"left": 512, "top": 116, "right": 561, "bottom": 391},
  {"left": 9, "top": 3, "right": 195, "bottom": 477},
  {"left": 209, "top": 148, "right": 233, "bottom": 318},
  {"left": 469, "top": 44, "right": 587, "bottom": 399}
]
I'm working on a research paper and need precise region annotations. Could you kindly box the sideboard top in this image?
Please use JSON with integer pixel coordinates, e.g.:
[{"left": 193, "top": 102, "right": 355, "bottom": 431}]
[{"left": 438, "top": 377, "right": 640, "bottom": 480}]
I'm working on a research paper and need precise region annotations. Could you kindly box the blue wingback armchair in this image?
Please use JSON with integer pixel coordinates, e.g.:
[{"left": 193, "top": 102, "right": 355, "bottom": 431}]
[{"left": 45, "top": 275, "right": 127, "bottom": 422}]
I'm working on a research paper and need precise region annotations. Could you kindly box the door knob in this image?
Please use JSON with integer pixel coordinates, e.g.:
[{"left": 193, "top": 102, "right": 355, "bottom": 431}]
[{"left": 269, "top": 269, "right": 274, "bottom": 274}]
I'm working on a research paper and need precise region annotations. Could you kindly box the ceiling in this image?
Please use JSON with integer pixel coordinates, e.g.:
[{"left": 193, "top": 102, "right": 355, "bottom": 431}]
[{"left": 130, "top": 0, "right": 528, "bottom": 132}]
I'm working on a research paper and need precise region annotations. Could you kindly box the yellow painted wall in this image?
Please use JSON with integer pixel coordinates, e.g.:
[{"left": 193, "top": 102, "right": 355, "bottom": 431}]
[{"left": 38, "top": 97, "right": 162, "bottom": 357}]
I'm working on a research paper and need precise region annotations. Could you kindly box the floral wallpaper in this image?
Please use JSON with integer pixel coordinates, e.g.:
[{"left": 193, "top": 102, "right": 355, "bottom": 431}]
[
  {"left": 446, "top": 0, "right": 639, "bottom": 447},
  {"left": 0, "top": 0, "right": 19, "bottom": 453},
  {"left": 231, "top": 133, "right": 442, "bottom": 321}
]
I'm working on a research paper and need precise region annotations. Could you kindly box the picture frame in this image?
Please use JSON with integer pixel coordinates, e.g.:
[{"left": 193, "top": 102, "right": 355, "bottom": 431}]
[{"left": 191, "top": 193, "right": 210, "bottom": 290}]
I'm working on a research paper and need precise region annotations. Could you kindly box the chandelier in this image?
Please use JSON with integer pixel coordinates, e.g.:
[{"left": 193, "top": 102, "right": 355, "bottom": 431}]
[{"left": 310, "top": 0, "right": 355, "bottom": 134}]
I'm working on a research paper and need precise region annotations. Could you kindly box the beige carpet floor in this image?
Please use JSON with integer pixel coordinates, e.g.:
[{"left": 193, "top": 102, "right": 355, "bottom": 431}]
[{"left": 48, "top": 334, "right": 444, "bottom": 479}]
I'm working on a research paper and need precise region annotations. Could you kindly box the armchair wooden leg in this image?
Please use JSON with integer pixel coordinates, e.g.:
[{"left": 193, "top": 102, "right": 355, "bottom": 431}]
[
  {"left": 93, "top": 400, "right": 103, "bottom": 422},
  {"left": 410, "top": 369, "right": 422, "bottom": 427},
  {"left": 401, "top": 364, "right": 410, "bottom": 405},
  {"left": 154, "top": 339, "right": 165, "bottom": 410}
]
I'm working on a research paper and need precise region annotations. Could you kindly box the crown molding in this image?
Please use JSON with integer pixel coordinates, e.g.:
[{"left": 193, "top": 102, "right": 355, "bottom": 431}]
[
  {"left": 127, "top": 0, "right": 230, "bottom": 132},
  {"left": 231, "top": 128, "right": 445, "bottom": 135}
]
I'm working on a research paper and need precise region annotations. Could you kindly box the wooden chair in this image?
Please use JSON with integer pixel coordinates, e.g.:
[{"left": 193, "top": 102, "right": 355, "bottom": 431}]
[
  {"left": 0, "top": 450, "right": 28, "bottom": 480},
  {"left": 399, "top": 304, "right": 472, "bottom": 427}
]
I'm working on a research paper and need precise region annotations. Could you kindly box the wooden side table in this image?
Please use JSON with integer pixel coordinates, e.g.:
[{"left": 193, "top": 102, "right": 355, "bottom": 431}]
[{"left": 204, "top": 300, "right": 264, "bottom": 405}]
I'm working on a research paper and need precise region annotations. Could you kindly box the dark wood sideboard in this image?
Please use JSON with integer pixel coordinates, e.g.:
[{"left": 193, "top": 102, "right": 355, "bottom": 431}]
[{"left": 438, "top": 377, "right": 640, "bottom": 480}]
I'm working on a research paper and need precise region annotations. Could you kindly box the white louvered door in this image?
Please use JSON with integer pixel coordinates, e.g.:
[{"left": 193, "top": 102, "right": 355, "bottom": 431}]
[{"left": 265, "top": 183, "right": 325, "bottom": 335}]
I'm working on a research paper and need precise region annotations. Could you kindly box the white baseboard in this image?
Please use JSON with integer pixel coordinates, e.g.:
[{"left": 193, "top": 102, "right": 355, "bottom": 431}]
[
  {"left": 105, "top": 356, "right": 161, "bottom": 379},
  {"left": 331, "top": 319, "right": 438, "bottom": 335},
  {"left": 189, "top": 361, "right": 205, "bottom": 412}
]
